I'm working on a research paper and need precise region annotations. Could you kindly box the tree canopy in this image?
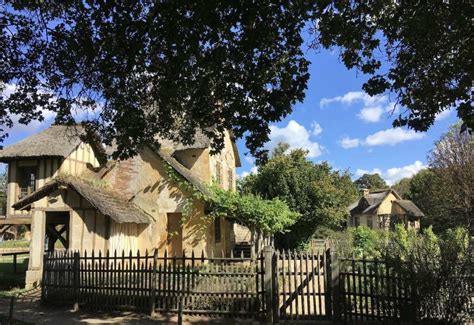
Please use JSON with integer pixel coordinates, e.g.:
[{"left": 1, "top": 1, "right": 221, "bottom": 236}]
[
  {"left": 1, "top": 2, "right": 310, "bottom": 161},
  {"left": 354, "top": 173, "right": 387, "bottom": 191},
  {"left": 239, "top": 144, "right": 357, "bottom": 248},
  {"left": 392, "top": 123, "right": 473, "bottom": 234},
  {"left": 310, "top": 1, "right": 473, "bottom": 132},
  {"left": 1, "top": 2, "right": 472, "bottom": 161}
]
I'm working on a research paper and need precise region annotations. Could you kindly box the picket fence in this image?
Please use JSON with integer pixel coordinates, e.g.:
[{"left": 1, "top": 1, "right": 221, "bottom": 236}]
[
  {"left": 41, "top": 247, "right": 473, "bottom": 322},
  {"left": 42, "top": 249, "right": 266, "bottom": 318}
]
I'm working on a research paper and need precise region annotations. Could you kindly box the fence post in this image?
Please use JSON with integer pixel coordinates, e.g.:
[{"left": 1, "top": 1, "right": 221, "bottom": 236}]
[
  {"left": 329, "top": 249, "right": 341, "bottom": 322},
  {"left": 8, "top": 296, "right": 15, "bottom": 324},
  {"left": 263, "top": 246, "right": 274, "bottom": 324},
  {"left": 73, "top": 251, "right": 80, "bottom": 312},
  {"left": 150, "top": 249, "right": 158, "bottom": 317}
]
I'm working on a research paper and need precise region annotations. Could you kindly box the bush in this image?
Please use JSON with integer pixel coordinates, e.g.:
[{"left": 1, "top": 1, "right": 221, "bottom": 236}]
[{"left": 380, "top": 226, "right": 472, "bottom": 322}]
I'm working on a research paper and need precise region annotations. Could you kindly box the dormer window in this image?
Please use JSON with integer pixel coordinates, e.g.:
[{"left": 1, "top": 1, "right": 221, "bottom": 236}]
[{"left": 18, "top": 167, "right": 36, "bottom": 199}]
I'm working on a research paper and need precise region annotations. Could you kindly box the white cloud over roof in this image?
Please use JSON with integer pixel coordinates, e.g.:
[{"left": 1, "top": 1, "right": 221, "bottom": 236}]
[{"left": 265, "top": 120, "right": 323, "bottom": 158}]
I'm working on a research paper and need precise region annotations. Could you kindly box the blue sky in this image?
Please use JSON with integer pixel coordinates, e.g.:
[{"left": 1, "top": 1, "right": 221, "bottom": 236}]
[
  {"left": 236, "top": 47, "right": 457, "bottom": 185},
  {"left": 1, "top": 48, "right": 457, "bottom": 185}
]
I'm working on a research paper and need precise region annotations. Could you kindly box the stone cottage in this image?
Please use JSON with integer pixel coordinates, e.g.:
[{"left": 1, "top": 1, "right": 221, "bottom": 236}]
[
  {"left": 348, "top": 189, "right": 424, "bottom": 231},
  {"left": 0, "top": 124, "right": 242, "bottom": 287}
]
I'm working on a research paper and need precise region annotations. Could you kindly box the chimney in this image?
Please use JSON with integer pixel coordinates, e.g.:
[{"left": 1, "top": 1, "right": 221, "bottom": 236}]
[{"left": 359, "top": 188, "right": 369, "bottom": 197}]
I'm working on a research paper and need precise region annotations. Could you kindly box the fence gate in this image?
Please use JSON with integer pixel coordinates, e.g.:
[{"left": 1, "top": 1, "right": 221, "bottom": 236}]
[{"left": 274, "top": 248, "right": 331, "bottom": 321}]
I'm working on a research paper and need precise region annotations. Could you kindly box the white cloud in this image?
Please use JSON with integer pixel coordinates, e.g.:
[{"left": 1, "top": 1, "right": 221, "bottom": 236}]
[
  {"left": 365, "top": 128, "right": 425, "bottom": 146},
  {"left": 239, "top": 166, "right": 258, "bottom": 178},
  {"left": 244, "top": 155, "right": 254, "bottom": 164},
  {"left": 320, "top": 91, "right": 393, "bottom": 123},
  {"left": 435, "top": 108, "right": 454, "bottom": 121},
  {"left": 355, "top": 161, "right": 427, "bottom": 186},
  {"left": 357, "top": 106, "right": 384, "bottom": 122},
  {"left": 355, "top": 168, "right": 383, "bottom": 177},
  {"left": 340, "top": 137, "right": 360, "bottom": 149},
  {"left": 384, "top": 161, "right": 426, "bottom": 185},
  {"left": 320, "top": 91, "right": 387, "bottom": 108},
  {"left": 265, "top": 120, "right": 323, "bottom": 158},
  {"left": 1, "top": 83, "right": 100, "bottom": 137},
  {"left": 311, "top": 121, "right": 323, "bottom": 136},
  {"left": 339, "top": 127, "right": 424, "bottom": 149}
]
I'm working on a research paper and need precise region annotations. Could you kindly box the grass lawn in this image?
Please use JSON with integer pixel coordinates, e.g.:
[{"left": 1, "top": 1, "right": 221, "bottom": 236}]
[
  {"left": 0, "top": 255, "right": 29, "bottom": 295},
  {"left": 0, "top": 240, "right": 30, "bottom": 249}
]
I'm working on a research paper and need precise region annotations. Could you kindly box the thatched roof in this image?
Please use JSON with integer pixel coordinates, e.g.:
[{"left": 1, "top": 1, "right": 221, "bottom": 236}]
[
  {"left": 12, "top": 177, "right": 153, "bottom": 224},
  {"left": 148, "top": 144, "right": 209, "bottom": 195},
  {"left": 349, "top": 189, "right": 401, "bottom": 215},
  {"left": 394, "top": 200, "right": 424, "bottom": 217},
  {"left": 157, "top": 129, "right": 241, "bottom": 167},
  {"left": 0, "top": 124, "right": 106, "bottom": 163}
]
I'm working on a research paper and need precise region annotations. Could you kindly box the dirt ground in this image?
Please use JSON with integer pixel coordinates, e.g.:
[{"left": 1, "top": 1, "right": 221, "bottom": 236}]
[{"left": 0, "top": 288, "right": 264, "bottom": 324}]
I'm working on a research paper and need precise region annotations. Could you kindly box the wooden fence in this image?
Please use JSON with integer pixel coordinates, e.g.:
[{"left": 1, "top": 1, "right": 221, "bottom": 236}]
[
  {"left": 274, "top": 248, "right": 329, "bottom": 322},
  {"left": 42, "top": 249, "right": 266, "bottom": 318},
  {"left": 338, "top": 257, "right": 473, "bottom": 322},
  {"left": 41, "top": 247, "right": 473, "bottom": 322}
]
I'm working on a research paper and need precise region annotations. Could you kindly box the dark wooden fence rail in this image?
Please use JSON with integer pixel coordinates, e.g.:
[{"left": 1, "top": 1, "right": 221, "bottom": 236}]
[{"left": 41, "top": 249, "right": 265, "bottom": 318}]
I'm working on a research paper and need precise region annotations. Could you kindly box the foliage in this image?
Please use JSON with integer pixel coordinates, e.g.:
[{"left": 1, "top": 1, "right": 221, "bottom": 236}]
[
  {"left": 240, "top": 146, "right": 358, "bottom": 248},
  {"left": 310, "top": 1, "right": 473, "bottom": 132},
  {"left": 391, "top": 177, "right": 412, "bottom": 199},
  {"left": 1, "top": 2, "right": 311, "bottom": 162},
  {"left": 428, "top": 123, "right": 473, "bottom": 234},
  {"left": 354, "top": 173, "right": 387, "bottom": 191},
  {"left": 163, "top": 160, "right": 298, "bottom": 236},
  {"left": 2, "top": 2, "right": 472, "bottom": 162},
  {"left": 351, "top": 226, "right": 379, "bottom": 259},
  {"left": 380, "top": 226, "right": 472, "bottom": 323},
  {"left": 207, "top": 185, "right": 299, "bottom": 236}
]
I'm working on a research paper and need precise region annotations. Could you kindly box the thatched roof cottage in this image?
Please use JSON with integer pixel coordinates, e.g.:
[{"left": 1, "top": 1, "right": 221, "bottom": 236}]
[{"left": 0, "top": 124, "right": 243, "bottom": 287}]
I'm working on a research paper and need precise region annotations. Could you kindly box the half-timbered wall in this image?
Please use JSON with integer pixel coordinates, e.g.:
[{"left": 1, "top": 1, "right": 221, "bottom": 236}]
[{"left": 6, "top": 142, "right": 100, "bottom": 218}]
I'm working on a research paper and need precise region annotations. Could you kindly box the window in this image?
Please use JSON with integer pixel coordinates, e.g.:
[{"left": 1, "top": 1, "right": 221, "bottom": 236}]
[
  {"left": 227, "top": 169, "right": 234, "bottom": 190},
  {"left": 354, "top": 216, "right": 360, "bottom": 227},
  {"left": 214, "top": 217, "right": 221, "bottom": 243},
  {"left": 18, "top": 167, "right": 36, "bottom": 198},
  {"left": 215, "top": 161, "right": 223, "bottom": 187},
  {"left": 367, "top": 216, "right": 373, "bottom": 229}
]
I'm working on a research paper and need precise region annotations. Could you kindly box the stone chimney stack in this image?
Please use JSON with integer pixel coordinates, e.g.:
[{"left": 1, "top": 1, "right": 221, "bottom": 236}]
[{"left": 359, "top": 188, "right": 369, "bottom": 197}]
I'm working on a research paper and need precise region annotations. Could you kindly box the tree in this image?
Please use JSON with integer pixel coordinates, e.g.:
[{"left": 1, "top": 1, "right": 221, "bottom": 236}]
[
  {"left": 391, "top": 177, "right": 412, "bottom": 199},
  {"left": 354, "top": 173, "right": 387, "bottom": 191},
  {"left": 2, "top": 2, "right": 472, "bottom": 162},
  {"left": 240, "top": 146, "right": 357, "bottom": 249},
  {"left": 1, "top": 2, "right": 311, "bottom": 161},
  {"left": 428, "top": 123, "right": 473, "bottom": 234},
  {"left": 311, "top": 1, "right": 473, "bottom": 132},
  {"left": 409, "top": 169, "right": 447, "bottom": 231}
]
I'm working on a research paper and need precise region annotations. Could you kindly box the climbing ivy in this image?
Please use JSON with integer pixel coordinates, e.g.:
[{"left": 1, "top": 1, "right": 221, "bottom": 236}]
[{"left": 163, "top": 161, "right": 298, "bottom": 235}]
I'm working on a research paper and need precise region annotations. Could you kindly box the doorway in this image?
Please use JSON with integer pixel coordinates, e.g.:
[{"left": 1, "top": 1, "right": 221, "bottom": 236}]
[
  {"left": 45, "top": 212, "right": 70, "bottom": 252},
  {"left": 166, "top": 213, "right": 183, "bottom": 256}
]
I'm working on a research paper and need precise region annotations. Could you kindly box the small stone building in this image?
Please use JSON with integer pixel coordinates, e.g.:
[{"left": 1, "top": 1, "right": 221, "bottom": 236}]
[
  {"left": 0, "top": 124, "right": 243, "bottom": 287},
  {"left": 347, "top": 189, "right": 424, "bottom": 231}
]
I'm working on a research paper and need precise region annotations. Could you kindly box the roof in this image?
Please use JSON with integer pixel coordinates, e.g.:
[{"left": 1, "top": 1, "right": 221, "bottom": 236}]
[
  {"left": 349, "top": 189, "right": 401, "bottom": 215},
  {"left": 12, "top": 177, "right": 153, "bottom": 224},
  {"left": 156, "top": 129, "right": 211, "bottom": 151},
  {"left": 157, "top": 129, "right": 241, "bottom": 167},
  {"left": 0, "top": 124, "right": 106, "bottom": 163},
  {"left": 148, "top": 144, "right": 210, "bottom": 196},
  {"left": 394, "top": 200, "right": 425, "bottom": 217}
]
